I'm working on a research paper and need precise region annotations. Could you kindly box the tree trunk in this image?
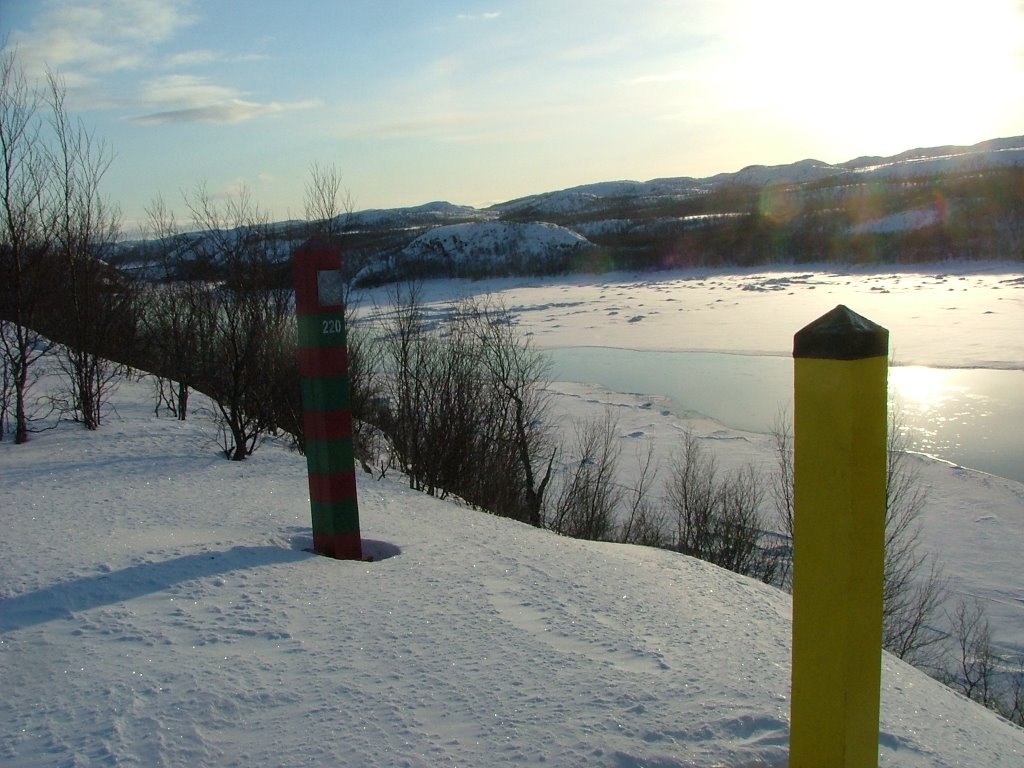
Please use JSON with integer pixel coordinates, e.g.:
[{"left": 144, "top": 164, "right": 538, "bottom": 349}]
[{"left": 177, "top": 380, "right": 188, "bottom": 421}]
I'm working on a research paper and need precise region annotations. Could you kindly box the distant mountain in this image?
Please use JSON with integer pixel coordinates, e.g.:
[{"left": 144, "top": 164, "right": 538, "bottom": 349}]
[
  {"left": 356, "top": 135, "right": 1023, "bottom": 282},
  {"left": 346, "top": 201, "right": 492, "bottom": 230},
  {"left": 119, "top": 135, "right": 1024, "bottom": 283},
  {"left": 492, "top": 135, "right": 1024, "bottom": 220}
]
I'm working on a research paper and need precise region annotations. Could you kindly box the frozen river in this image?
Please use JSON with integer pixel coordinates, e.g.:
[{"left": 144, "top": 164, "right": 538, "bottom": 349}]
[
  {"left": 548, "top": 347, "right": 1024, "bottom": 484},
  {"left": 363, "top": 262, "right": 1024, "bottom": 481}
]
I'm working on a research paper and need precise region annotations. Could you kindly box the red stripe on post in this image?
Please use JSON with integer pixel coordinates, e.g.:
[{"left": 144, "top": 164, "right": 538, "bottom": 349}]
[
  {"left": 298, "top": 345, "right": 349, "bottom": 378},
  {"left": 293, "top": 238, "right": 344, "bottom": 315},
  {"left": 303, "top": 409, "right": 353, "bottom": 442},
  {"left": 293, "top": 237, "right": 362, "bottom": 560},
  {"left": 312, "top": 531, "right": 362, "bottom": 560},
  {"left": 308, "top": 469, "right": 358, "bottom": 504}
]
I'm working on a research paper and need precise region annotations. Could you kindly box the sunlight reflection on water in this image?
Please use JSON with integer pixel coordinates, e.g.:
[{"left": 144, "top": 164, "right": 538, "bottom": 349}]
[
  {"left": 889, "top": 367, "right": 969, "bottom": 414},
  {"left": 548, "top": 348, "right": 1023, "bottom": 483}
]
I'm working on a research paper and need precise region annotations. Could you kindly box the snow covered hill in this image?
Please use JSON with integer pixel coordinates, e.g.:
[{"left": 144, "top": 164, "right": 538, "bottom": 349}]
[
  {"left": 345, "top": 200, "right": 493, "bottom": 231},
  {"left": 492, "top": 135, "right": 1024, "bottom": 220},
  {"left": 2, "top": 370, "right": 1022, "bottom": 766},
  {"left": 115, "top": 134, "right": 1024, "bottom": 281},
  {"left": 354, "top": 220, "right": 593, "bottom": 284}
]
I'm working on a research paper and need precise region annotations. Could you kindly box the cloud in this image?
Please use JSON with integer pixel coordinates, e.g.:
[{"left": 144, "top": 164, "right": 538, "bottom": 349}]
[
  {"left": 348, "top": 112, "right": 486, "bottom": 140},
  {"left": 6, "top": 2, "right": 292, "bottom": 124},
  {"left": 141, "top": 74, "right": 238, "bottom": 106},
  {"left": 132, "top": 99, "right": 318, "bottom": 125},
  {"left": 6, "top": 0, "right": 198, "bottom": 78},
  {"left": 163, "top": 49, "right": 220, "bottom": 68},
  {"left": 130, "top": 73, "right": 318, "bottom": 124},
  {"left": 163, "top": 49, "right": 270, "bottom": 69},
  {"left": 456, "top": 11, "right": 502, "bottom": 21}
]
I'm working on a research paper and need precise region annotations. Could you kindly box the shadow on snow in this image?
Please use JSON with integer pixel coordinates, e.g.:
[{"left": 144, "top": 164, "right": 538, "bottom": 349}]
[{"left": 0, "top": 544, "right": 309, "bottom": 632}]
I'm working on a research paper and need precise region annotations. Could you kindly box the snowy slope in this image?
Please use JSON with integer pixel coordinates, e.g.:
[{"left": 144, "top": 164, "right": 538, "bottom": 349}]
[
  {"left": 849, "top": 208, "right": 942, "bottom": 235},
  {"left": 489, "top": 179, "right": 705, "bottom": 218},
  {"left": 705, "top": 158, "right": 845, "bottom": 188},
  {"left": 404, "top": 220, "right": 589, "bottom": 261},
  {"left": 355, "top": 220, "right": 592, "bottom": 283},
  {"left": 345, "top": 201, "right": 492, "bottom": 230},
  {"left": 2, "top": 369, "right": 1022, "bottom": 766},
  {"left": 492, "top": 135, "right": 1024, "bottom": 220},
  {"left": 849, "top": 146, "right": 1024, "bottom": 180},
  {"left": 115, "top": 134, "right": 1024, "bottom": 280}
]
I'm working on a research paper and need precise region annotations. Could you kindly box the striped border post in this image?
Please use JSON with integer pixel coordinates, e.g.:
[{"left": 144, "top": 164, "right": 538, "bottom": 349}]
[
  {"left": 789, "top": 305, "right": 888, "bottom": 768},
  {"left": 292, "top": 238, "right": 362, "bottom": 560}
]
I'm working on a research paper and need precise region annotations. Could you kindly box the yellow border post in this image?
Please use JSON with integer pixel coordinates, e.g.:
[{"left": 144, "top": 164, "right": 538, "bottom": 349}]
[{"left": 790, "top": 305, "right": 888, "bottom": 768}]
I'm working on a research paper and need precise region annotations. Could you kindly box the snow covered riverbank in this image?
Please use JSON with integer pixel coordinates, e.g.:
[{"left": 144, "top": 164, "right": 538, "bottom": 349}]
[
  {"left": 3, "top": 262, "right": 1022, "bottom": 766},
  {"left": 2, "top": 372, "right": 1023, "bottom": 766},
  {"left": 357, "top": 261, "right": 1024, "bottom": 653}
]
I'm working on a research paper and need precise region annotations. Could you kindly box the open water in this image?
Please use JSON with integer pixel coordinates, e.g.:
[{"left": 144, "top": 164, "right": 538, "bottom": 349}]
[{"left": 547, "top": 347, "right": 1024, "bottom": 484}]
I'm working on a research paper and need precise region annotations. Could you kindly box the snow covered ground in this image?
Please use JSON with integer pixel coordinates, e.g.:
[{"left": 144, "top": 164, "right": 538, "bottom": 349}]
[
  {"left": 3, "top": 262, "right": 1023, "bottom": 766},
  {"left": 357, "top": 261, "right": 1024, "bottom": 650},
  {"left": 359, "top": 261, "right": 1024, "bottom": 369}
]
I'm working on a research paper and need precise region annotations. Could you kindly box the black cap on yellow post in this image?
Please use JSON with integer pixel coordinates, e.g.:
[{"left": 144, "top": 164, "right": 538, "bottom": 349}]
[
  {"left": 794, "top": 304, "right": 889, "bottom": 361},
  {"left": 790, "top": 305, "right": 889, "bottom": 768}
]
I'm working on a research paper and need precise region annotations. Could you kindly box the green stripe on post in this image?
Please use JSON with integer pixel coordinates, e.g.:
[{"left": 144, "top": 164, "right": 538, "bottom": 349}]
[
  {"left": 311, "top": 499, "right": 360, "bottom": 535},
  {"left": 297, "top": 312, "right": 348, "bottom": 348},
  {"left": 300, "top": 376, "right": 351, "bottom": 411},
  {"left": 292, "top": 238, "right": 362, "bottom": 560},
  {"left": 305, "top": 437, "right": 355, "bottom": 475}
]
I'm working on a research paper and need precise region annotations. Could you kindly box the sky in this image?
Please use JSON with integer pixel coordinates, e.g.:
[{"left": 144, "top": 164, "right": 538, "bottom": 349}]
[{"left": 3, "top": 0, "right": 1024, "bottom": 234}]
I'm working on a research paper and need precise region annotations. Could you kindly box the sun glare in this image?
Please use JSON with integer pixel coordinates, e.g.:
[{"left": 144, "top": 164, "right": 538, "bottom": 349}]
[
  {"left": 718, "top": 0, "right": 1024, "bottom": 151},
  {"left": 889, "top": 366, "right": 960, "bottom": 413}
]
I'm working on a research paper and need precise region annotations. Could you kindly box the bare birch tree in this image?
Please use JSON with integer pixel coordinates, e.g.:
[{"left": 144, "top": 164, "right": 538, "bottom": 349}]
[
  {"left": 550, "top": 410, "right": 623, "bottom": 540},
  {"left": 770, "top": 408, "right": 947, "bottom": 664},
  {"left": 304, "top": 162, "right": 353, "bottom": 243},
  {"left": 0, "top": 49, "right": 57, "bottom": 442},
  {"left": 181, "top": 183, "right": 291, "bottom": 459},
  {"left": 45, "top": 70, "right": 133, "bottom": 430}
]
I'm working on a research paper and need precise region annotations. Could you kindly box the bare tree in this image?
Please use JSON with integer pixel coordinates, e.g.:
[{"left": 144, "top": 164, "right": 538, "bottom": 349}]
[
  {"left": 714, "top": 463, "right": 769, "bottom": 577},
  {"left": 0, "top": 49, "right": 57, "bottom": 442},
  {"left": 944, "top": 597, "right": 997, "bottom": 707},
  {"left": 182, "top": 183, "right": 291, "bottom": 459},
  {"left": 375, "top": 290, "right": 556, "bottom": 526},
  {"left": 550, "top": 410, "right": 623, "bottom": 540},
  {"left": 550, "top": 412, "right": 669, "bottom": 546},
  {"left": 137, "top": 194, "right": 198, "bottom": 419},
  {"left": 343, "top": 295, "right": 384, "bottom": 467},
  {"left": 1004, "top": 656, "right": 1024, "bottom": 727},
  {"left": 394, "top": 303, "right": 486, "bottom": 499},
  {"left": 138, "top": 277, "right": 217, "bottom": 421},
  {"left": 768, "top": 410, "right": 795, "bottom": 586},
  {"left": 377, "top": 281, "right": 431, "bottom": 485},
  {"left": 770, "top": 407, "right": 948, "bottom": 663},
  {"left": 304, "top": 162, "right": 354, "bottom": 244},
  {"left": 617, "top": 442, "right": 669, "bottom": 548},
  {"left": 668, "top": 429, "right": 721, "bottom": 558},
  {"left": 471, "top": 298, "right": 557, "bottom": 526},
  {"left": 935, "top": 596, "right": 1024, "bottom": 726},
  {"left": 881, "top": 419, "right": 948, "bottom": 665},
  {"left": 44, "top": 69, "right": 132, "bottom": 430},
  {"left": 667, "top": 429, "right": 773, "bottom": 580}
]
